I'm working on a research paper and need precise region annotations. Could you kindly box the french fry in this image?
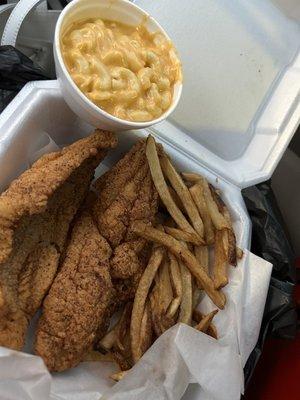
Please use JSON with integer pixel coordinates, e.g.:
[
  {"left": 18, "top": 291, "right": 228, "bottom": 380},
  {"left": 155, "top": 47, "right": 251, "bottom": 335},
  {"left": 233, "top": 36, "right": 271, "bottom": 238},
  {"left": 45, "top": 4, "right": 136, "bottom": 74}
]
[
  {"left": 209, "top": 185, "right": 237, "bottom": 266},
  {"left": 167, "top": 298, "right": 181, "bottom": 319},
  {"left": 190, "top": 177, "right": 229, "bottom": 231},
  {"left": 149, "top": 288, "right": 174, "bottom": 336},
  {"left": 146, "top": 136, "right": 196, "bottom": 235},
  {"left": 83, "top": 351, "right": 114, "bottom": 362},
  {"left": 194, "top": 245, "right": 209, "bottom": 274},
  {"left": 100, "top": 303, "right": 132, "bottom": 352},
  {"left": 159, "top": 257, "right": 174, "bottom": 312},
  {"left": 229, "top": 231, "right": 237, "bottom": 266},
  {"left": 138, "top": 302, "right": 153, "bottom": 357},
  {"left": 192, "top": 309, "right": 203, "bottom": 323},
  {"left": 192, "top": 286, "right": 202, "bottom": 309},
  {"left": 110, "top": 370, "right": 128, "bottom": 381},
  {"left": 132, "top": 222, "right": 226, "bottom": 309},
  {"left": 178, "top": 261, "right": 193, "bottom": 325},
  {"left": 150, "top": 257, "right": 175, "bottom": 335},
  {"left": 160, "top": 154, "right": 204, "bottom": 238},
  {"left": 99, "top": 324, "right": 118, "bottom": 350},
  {"left": 195, "top": 310, "right": 218, "bottom": 333},
  {"left": 116, "top": 303, "right": 132, "bottom": 352},
  {"left": 204, "top": 184, "right": 229, "bottom": 230},
  {"left": 223, "top": 228, "right": 237, "bottom": 266},
  {"left": 167, "top": 252, "right": 182, "bottom": 318},
  {"left": 193, "top": 309, "right": 218, "bottom": 339},
  {"left": 164, "top": 226, "right": 205, "bottom": 245},
  {"left": 149, "top": 290, "right": 163, "bottom": 336},
  {"left": 189, "top": 184, "right": 215, "bottom": 244},
  {"left": 130, "top": 246, "right": 164, "bottom": 363},
  {"left": 207, "top": 322, "right": 218, "bottom": 339},
  {"left": 168, "top": 185, "right": 185, "bottom": 212},
  {"left": 236, "top": 247, "right": 243, "bottom": 260},
  {"left": 111, "top": 349, "right": 132, "bottom": 371},
  {"left": 182, "top": 172, "right": 203, "bottom": 183},
  {"left": 213, "top": 230, "right": 229, "bottom": 289}
]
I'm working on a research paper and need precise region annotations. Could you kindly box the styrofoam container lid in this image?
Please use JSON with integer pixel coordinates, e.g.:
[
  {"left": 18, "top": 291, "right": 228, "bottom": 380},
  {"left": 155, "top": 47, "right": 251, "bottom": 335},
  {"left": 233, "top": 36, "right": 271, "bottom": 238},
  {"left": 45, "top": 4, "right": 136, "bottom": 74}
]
[{"left": 134, "top": 0, "right": 300, "bottom": 188}]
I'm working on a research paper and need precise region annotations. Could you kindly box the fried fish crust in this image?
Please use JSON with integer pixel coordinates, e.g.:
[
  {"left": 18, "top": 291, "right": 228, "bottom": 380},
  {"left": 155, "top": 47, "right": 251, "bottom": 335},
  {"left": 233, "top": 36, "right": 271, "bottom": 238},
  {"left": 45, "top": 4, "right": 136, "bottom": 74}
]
[
  {"left": 93, "top": 140, "right": 158, "bottom": 304},
  {"left": 0, "top": 130, "right": 117, "bottom": 349},
  {"left": 35, "top": 211, "right": 113, "bottom": 371}
]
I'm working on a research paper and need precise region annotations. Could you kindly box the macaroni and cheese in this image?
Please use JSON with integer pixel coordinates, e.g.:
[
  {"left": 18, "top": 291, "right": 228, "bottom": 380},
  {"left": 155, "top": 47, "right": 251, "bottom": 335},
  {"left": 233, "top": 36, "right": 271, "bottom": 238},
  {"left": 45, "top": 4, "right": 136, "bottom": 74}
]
[{"left": 61, "top": 18, "right": 181, "bottom": 122}]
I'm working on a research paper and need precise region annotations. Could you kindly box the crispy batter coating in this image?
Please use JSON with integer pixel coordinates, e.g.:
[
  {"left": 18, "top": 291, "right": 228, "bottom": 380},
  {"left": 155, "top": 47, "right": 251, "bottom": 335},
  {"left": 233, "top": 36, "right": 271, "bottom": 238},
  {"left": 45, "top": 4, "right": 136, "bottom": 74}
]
[
  {"left": 110, "top": 243, "right": 141, "bottom": 279},
  {"left": 93, "top": 140, "right": 146, "bottom": 212},
  {"left": 0, "top": 130, "right": 117, "bottom": 350},
  {"left": 93, "top": 140, "right": 158, "bottom": 287},
  {"left": 35, "top": 211, "right": 113, "bottom": 371}
]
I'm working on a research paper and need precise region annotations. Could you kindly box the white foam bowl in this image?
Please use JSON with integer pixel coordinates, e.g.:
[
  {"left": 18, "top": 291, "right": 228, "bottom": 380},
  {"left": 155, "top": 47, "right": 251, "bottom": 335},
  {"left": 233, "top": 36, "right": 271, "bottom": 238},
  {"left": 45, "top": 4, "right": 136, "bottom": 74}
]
[{"left": 54, "top": 0, "right": 183, "bottom": 131}]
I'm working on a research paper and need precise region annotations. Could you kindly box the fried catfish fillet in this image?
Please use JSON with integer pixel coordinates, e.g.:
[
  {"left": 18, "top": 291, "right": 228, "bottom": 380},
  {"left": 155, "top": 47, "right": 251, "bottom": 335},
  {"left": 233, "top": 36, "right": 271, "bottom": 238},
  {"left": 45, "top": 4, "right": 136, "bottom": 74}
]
[
  {"left": 35, "top": 211, "right": 113, "bottom": 371},
  {"left": 93, "top": 140, "right": 158, "bottom": 301},
  {"left": 0, "top": 130, "right": 117, "bottom": 350}
]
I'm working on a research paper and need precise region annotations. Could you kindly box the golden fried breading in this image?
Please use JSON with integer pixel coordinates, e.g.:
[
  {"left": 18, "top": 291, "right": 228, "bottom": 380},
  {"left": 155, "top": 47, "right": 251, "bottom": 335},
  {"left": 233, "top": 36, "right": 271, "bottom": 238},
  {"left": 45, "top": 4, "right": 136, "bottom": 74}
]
[
  {"left": 35, "top": 211, "right": 113, "bottom": 371},
  {"left": 18, "top": 243, "right": 60, "bottom": 317},
  {"left": 95, "top": 162, "right": 150, "bottom": 247},
  {"left": 110, "top": 242, "right": 141, "bottom": 279},
  {"left": 93, "top": 140, "right": 146, "bottom": 212},
  {"left": 93, "top": 140, "right": 158, "bottom": 284},
  {"left": 0, "top": 130, "right": 117, "bottom": 350}
]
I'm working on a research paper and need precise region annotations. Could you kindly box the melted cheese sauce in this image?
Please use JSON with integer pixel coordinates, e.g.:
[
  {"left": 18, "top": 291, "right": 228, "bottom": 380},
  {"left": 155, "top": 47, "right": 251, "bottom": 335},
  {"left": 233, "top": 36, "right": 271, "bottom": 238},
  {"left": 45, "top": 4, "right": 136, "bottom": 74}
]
[{"left": 61, "top": 18, "right": 181, "bottom": 121}]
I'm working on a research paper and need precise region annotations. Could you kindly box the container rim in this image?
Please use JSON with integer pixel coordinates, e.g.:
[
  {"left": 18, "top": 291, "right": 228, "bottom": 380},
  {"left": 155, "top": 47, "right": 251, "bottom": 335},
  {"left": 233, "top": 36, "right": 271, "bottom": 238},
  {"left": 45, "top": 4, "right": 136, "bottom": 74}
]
[{"left": 54, "top": 0, "right": 183, "bottom": 128}]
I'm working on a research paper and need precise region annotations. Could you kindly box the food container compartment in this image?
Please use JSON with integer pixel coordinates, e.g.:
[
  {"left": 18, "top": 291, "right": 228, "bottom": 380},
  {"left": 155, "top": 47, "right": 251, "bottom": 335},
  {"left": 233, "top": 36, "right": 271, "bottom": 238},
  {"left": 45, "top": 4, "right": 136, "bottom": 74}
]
[{"left": 0, "top": 80, "right": 270, "bottom": 400}]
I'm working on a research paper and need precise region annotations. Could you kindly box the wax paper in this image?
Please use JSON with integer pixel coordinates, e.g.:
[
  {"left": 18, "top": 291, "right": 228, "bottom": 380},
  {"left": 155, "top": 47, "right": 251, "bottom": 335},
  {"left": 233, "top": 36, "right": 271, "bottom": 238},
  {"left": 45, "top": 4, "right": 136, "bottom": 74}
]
[{"left": 0, "top": 251, "right": 272, "bottom": 400}]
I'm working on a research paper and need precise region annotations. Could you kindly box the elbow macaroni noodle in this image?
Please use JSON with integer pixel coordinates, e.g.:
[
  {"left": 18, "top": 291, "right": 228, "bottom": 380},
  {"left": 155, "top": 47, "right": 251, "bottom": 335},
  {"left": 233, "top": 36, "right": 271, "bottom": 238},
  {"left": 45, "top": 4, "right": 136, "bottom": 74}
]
[{"left": 61, "top": 18, "right": 181, "bottom": 122}]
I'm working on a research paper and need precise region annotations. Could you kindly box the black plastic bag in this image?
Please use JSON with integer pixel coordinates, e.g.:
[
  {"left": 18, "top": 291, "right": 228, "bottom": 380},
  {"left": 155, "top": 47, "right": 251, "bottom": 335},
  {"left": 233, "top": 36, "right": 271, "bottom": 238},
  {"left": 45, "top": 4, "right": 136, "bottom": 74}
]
[
  {"left": 242, "top": 180, "right": 297, "bottom": 386},
  {"left": 0, "top": 46, "right": 49, "bottom": 112}
]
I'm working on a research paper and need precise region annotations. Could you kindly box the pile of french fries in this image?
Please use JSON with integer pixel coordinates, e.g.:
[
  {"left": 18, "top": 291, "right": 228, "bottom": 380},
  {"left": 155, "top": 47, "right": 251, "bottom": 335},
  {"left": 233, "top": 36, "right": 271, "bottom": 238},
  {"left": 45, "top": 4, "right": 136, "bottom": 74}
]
[{"left": 97, "top": 135, "right": 242, "bottom": 380}]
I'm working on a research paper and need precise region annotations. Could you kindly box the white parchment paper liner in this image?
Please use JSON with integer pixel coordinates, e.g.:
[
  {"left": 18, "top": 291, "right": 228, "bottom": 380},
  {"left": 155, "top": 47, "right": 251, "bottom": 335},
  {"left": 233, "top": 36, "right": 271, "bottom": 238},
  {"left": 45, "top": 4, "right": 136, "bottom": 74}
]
[{"left": 0, "top": 251, "right": 272, "bottom": 400}]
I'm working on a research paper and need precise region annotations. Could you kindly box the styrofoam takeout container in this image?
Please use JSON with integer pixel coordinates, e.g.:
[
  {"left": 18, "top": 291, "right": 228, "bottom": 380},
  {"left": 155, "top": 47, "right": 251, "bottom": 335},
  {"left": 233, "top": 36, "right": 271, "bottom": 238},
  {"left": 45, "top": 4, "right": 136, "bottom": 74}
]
[
  {"left": 0, "top": 0, "right": 299, "bottom": 398},
  {"left": 53, "top": 0, "right": 182, "bottom": 130},
  {"left": 0, "top": 80, "right": 249, "bottom": 252},
  {"left": 0, "top": 79, "right": 268, "bottom": 400}
]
